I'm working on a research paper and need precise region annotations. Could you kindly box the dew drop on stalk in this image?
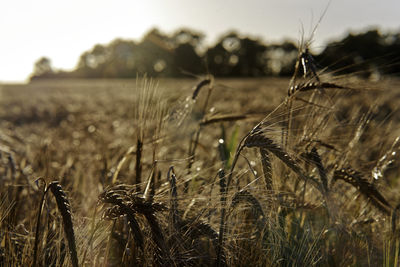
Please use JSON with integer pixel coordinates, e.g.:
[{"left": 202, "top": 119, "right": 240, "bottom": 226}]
[{"left": 372, "top": 169, "right": 381, "bottom": 180}]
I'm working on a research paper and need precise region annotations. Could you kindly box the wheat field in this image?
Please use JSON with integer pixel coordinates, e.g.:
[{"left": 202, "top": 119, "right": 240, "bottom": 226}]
[{"left": 1, "top": 72, "right": 400, "bottom": 266}]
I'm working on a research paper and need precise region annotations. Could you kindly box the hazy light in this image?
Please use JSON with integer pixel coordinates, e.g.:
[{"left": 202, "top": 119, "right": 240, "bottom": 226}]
[{"left": 1, "top": 0, "right": 399, "bottom": 82}]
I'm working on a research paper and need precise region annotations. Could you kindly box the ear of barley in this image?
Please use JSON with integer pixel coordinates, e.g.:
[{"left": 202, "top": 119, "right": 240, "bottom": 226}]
[
  {"left": 229, "top": 190, "right": 267, "bottom": 237},
  {"left": 101, "top": 185, "right": 169, "bottom": 262},
  {"left": 183, "top": 220, "right": 218, "bottom": 243},
  {"left": 178, "top": 218, "right": 223, "bottom": 265},
  {"left": 99, "top": 189, "right": 144, "bottom": 250},
  {"left": 307, "top": 147, "right": 328, "bottom": 192},
  {"left": 244, "top": 133, "right": 322, "bottom": 192},
  {"left": 259, "top": 148, "right": 273, "bottom": 191},
  {"left": 48, "top": 181, "right": 78, "bottom": 267},
  {"left": 192, "top": 78, "right": 211, "bottom": 100},
  {"left": 132, "top": 199, "right": 169, "bottom": 264},
  {"left": 167, "top": 166, "right": 180, "bottom": 231},
  {"left": 288, "top": 82, "right": 345, "bottom": 97},
  {"left": 333, "top": 167, "right": 391, "bottom": 214},
  {"left": 229, "top": 190, "right": 265, "bottom": 219}
]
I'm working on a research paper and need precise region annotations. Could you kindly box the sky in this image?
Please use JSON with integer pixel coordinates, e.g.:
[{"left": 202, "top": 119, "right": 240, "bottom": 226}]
[{"left": 1, "top": 0, "right": 399, "bottom": 83}]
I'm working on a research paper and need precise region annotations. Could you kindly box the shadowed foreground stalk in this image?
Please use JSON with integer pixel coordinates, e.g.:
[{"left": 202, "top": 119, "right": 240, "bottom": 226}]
[
  {"left": 33, "top": 181, "right": 78, "bottom": 267},
  {"left": 216, "top": 169, "right": 227, "bottom": 267}
]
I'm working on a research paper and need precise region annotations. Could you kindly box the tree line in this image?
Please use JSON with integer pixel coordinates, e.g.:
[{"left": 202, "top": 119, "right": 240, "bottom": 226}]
[{"left": 30, "top": 27, "right": 400, "bottom": 80}]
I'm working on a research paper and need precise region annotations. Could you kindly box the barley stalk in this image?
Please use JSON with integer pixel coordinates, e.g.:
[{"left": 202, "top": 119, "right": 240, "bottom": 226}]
[
  {"left": 200, "top": 114, "right": 248, "bottom": 126},
  {"left": 391, "top": 204, "right": 400, "bottom": 236},
  {"left": 143, "top": 162, "right": 156, "bottom": 202},
  {"left": 186, "top": 78, "right": 214, "bottom": 184},
  {"left": 135, "top": 139, "right": 143, "bottom": 191},
  {"left": 216, "top": 169, "right": 227, "bottom": 267},
  {"left": 111, "top": 145, "right": 136, "bottom": 185},
  {"left": 33, "top": 179, "right": 47, "bottom": 267}
]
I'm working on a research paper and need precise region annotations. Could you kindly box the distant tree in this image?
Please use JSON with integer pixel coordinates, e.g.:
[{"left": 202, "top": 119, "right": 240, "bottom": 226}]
[
  {"left": 135, "top": 28, "right": 174, "bottom": 76},
  {"left": 70, "top": 28, "right": 298, "bottom": 79},
  {"left": 386, "top": 33, "right": 400, "bottom": 74},
  {"left": 236, "top": 37, "right": 268, "bottom": 76},
  {"left": 172, "top": 43, "right": 203, "bottom": 75},
  {"left": 74, "top": 28, "right": 176, "bottom": 78},
  {"left": 32, "top": 27, "right": 400, "bottom": 80},
  {"left": 170, "top": 28, "right": 204, "bottom": 48},
  {"left": 206, "top": 32, "right": 242, "bottom": 76},
  {"left": 317, "top": 29, "right": 388, "bottom": 76},
  {"left": 206, "top": 32, "right": 268, "bottom": 76},
  {"left": 265, "top": 41, "right": 297, "bottom": 76},
  {"left": 31, "top": 57, "right": 54, "bottom": 79},
  {"left": 30, "top": 57, "right": 79, "bottom": 80},
  {"left": 107, "top": 39, "right": 137, "bottom": 78},
  {"left": 206, "top": 44, "right": 231, "bottom": 76},
  {"left": 170, "top": 28, "right": 205, "bottom": 75}
]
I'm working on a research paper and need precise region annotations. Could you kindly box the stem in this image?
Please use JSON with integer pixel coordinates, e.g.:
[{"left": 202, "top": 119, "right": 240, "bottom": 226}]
[
  {"left": 216, "top": 169, "right": 227, "bottom": 267},
  {"left": 135, "top": 138, "right": 143, "bottom": 192},
  {"left": 33, "top": 181, "right": 49, "bottom": 267}
]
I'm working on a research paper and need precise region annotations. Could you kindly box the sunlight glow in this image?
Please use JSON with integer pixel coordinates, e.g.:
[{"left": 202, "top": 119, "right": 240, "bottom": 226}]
[{"left": 0, "top": 0, "right": 399, "bottom": 82}]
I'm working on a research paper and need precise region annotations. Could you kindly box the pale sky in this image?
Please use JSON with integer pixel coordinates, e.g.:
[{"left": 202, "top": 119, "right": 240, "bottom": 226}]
[{"left": 1, "top": 0, "right": 399, "bottom": 82}]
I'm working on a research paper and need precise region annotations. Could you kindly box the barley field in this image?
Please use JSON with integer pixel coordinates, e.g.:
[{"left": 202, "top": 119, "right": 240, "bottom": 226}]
[{"left": 1, "top": 73, "right": 400, "bottom": 266}]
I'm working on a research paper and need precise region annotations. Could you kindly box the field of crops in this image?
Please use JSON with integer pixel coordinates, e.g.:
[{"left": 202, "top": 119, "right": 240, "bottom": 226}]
[{"left": 1, "top": 73, "right": 400, "bottom": 265}]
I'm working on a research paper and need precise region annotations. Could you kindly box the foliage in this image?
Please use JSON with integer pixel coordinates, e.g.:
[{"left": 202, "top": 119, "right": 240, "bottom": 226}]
[{"left": 31, "top": 27, "right": 400, "bottom": 80}]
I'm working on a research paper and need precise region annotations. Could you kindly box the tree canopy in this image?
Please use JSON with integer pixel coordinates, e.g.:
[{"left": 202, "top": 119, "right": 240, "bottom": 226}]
[{"left": 30, "top": 27, "right": 400, "bottom": 80}]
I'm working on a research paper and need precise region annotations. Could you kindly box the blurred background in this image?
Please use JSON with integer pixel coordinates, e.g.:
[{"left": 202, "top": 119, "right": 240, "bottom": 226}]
[{"left": 1, "top": 0, "right": 400, "bottom": 82}]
